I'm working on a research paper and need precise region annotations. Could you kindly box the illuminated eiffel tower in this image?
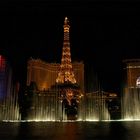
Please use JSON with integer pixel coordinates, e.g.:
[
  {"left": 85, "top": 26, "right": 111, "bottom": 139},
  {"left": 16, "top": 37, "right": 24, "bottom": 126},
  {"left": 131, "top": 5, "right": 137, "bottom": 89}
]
[
  {"left": 56, "top": 17, "right": 82, "bottom": 120},
  {"left": 56, "top": 17, "right": 76, "bottom": 84}
]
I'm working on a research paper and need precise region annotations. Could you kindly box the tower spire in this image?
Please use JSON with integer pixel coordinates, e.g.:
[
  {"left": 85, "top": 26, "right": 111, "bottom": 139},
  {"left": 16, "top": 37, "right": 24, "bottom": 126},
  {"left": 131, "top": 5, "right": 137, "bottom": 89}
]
[
  {"left": 63, "top": 17, "right": 70, "bottom": 41},
  {"left": 56, "top": 17, "right": 76, "bottom": 84}
]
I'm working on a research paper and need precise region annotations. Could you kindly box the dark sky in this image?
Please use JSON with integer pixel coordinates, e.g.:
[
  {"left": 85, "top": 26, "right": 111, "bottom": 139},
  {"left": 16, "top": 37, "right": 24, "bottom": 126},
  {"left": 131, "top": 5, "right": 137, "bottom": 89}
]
[{"left": 1, "top": 0, "right": 140, "bottom": 93}]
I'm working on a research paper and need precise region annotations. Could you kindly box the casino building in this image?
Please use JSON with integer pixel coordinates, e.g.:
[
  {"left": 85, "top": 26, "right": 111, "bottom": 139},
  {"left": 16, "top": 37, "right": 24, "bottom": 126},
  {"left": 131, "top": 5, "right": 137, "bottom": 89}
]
[
  {"left": 123, "top": 59, "right": 140, "bottom": 88},
  {"left": 27, "top": 59, "right": 84, "bottom": 92}
]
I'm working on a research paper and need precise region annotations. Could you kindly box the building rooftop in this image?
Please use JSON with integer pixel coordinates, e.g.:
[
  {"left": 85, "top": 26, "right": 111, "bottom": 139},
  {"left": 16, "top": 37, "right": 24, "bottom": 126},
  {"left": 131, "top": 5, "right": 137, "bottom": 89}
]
[{"left": 123, "top": 59, "right": 140, "bottom": 63}]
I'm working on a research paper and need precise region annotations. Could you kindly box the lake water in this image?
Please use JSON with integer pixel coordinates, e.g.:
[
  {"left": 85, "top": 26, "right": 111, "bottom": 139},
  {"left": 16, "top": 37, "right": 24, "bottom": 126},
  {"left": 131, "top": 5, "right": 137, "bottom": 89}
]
[{"left": 0, "top": 121, "right": 140, "bottom": 140}]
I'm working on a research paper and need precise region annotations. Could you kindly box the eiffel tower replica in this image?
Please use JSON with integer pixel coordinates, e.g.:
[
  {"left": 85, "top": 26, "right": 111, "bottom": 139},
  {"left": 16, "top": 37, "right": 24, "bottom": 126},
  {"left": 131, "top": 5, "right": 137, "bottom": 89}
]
[{"left": 56, "top": 17, "right": 82, "bottom": 120}]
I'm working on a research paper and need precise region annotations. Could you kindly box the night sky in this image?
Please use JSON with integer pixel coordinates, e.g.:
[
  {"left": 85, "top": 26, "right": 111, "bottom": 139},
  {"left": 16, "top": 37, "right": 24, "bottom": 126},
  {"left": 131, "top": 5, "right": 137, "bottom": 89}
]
[{"left": 1, "top": 0, "right": 140, "bottom": 94}]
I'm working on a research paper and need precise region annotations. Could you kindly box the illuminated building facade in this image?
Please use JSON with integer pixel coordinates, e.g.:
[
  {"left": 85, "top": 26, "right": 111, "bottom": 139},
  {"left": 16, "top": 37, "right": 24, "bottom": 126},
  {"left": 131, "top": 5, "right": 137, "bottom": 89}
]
[
  {"left": 27, "top": 59, "right": 59, "bottom": 91},
  {"left": 123, "top": 59, "right": 140, "bottom": 88},
  {"left": 122, "top": 59, "right": 140, "bottom": 120},
  {"left": 27, "top": 59, "right": 84, "bottom": 92}
]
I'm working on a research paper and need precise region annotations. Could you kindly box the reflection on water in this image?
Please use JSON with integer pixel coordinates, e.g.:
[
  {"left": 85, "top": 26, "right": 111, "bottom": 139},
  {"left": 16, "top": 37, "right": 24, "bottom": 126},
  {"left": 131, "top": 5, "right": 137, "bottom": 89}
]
[{"left": 0, "top": 122, "right": 140, "bottom": 140}]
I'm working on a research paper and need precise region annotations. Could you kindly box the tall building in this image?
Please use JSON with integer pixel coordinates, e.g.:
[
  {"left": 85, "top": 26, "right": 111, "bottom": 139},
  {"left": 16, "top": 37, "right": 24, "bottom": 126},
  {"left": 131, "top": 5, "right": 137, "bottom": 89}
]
[
  {"left": 27, "top": 59, "right": 59, "bottom": 91},
  {"left": 123, "top": 59, "right": 140, "bottom": 88}
]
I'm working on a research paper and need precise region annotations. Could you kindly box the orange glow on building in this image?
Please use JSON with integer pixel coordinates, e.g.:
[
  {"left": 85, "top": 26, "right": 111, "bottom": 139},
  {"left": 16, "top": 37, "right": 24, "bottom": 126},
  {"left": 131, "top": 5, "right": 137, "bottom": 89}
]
[
  {"left": 27, "top": 58, "right": 84, "bottom": 91},
  {"left": 123, "top": 59, "right": 140, "bottom": 87}
]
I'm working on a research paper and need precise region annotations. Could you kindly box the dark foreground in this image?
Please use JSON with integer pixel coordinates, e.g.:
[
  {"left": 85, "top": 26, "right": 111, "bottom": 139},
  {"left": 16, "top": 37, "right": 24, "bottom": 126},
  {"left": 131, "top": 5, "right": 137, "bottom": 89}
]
[{"left": 0, "top": 121, "right": 140, "bottom": 140}]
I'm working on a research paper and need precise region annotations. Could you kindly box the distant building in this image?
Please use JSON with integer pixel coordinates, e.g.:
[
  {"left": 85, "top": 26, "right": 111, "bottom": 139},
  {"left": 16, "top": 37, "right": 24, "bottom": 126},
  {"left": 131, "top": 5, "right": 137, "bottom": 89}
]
[
  {"left": 123, "top": 59, "right": 140, "bottom": 88},
  {"left": 27, "top": 58, "right": 84, "bottom": 92}
]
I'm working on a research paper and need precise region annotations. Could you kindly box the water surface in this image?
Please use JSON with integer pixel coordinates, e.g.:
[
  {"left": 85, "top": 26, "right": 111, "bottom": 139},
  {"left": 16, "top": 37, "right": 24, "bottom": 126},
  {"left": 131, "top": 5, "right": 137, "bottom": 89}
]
[{"left": 0, "top": 121, "right": 140, "bottom": 140}]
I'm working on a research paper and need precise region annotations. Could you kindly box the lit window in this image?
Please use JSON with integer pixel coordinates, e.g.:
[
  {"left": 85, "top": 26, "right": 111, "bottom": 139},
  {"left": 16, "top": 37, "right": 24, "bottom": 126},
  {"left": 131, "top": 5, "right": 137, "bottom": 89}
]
[{"left": 136, "top": 77, "right": 140, "bottom": 87}]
